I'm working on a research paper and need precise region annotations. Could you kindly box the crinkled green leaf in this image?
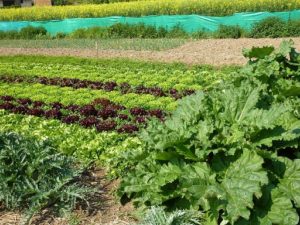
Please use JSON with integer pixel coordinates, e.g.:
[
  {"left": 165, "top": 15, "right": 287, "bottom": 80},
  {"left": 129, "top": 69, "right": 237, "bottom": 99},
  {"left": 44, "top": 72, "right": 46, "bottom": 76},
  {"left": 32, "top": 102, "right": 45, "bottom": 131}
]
[
  {"left": 276, "top": 40, "right": 294, "bottom": 57},
  {"left": 253, "top": 158, "right": 300, "bottom": 225},
  {"left": 219, "top": 83, "right": 261, "bottom": 123},
  {"left": 260, "top": 188, "right": 299, "bottom": 225},
  {"left": 277, "top": 79, "right": 300, "bottom": 97},
  {"left": 179, "top": 162, "right": 215, "bottom": 208},
  {"left": 209, "top": 150, "right": 268, "bottom": 223},
  {"left": 251, "top": 112, "right": 300, "bottom": 148},
  {"left": 277, "top": 158, "right": 300, "bottom": 207},
  {"left": 243, "top": 46, "right": 275, "bottom": 59}
]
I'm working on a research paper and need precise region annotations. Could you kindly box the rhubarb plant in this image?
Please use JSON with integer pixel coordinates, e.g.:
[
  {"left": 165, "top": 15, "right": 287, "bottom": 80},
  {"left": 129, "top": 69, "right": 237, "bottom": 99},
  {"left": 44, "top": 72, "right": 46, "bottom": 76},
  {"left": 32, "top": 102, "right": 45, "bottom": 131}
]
[{"left": 119, "top": 41, "right": 300, "bottom": 224}]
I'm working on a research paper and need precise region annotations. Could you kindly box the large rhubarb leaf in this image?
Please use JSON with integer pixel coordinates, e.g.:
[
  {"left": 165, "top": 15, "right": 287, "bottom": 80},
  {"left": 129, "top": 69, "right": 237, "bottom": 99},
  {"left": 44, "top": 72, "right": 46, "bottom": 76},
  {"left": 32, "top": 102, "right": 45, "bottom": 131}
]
[
  {"left": 243, "top": 46, "right": 275, "bottom": 60},
  {"left": 260, "top": 188, "right": 299, "bottom": 225},
  {"left": 208, "top": 150, "right": 268, "bottom": 223},
  {"left": 255, "top": 158, "right": 300, "bottom": 225},
  {"left": 277, "top": 158, "right": 300, "bottom": 207},
  {"left": 218, "top": 82, "right": 261, "bottom": 124},
  {"left": 179, "top": 162, "right": 215, "bottom": 209}
]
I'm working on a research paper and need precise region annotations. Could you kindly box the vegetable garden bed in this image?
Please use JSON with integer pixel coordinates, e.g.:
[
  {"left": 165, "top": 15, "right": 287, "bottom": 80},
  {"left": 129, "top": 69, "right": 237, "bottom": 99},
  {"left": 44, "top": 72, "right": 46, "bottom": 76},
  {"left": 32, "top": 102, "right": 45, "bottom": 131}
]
[
  {"left": 0, "top": 56, "right": 233, "bottom": 170},
  {"left": 0, "top": 41, "right": 299, "bottom": 225}
]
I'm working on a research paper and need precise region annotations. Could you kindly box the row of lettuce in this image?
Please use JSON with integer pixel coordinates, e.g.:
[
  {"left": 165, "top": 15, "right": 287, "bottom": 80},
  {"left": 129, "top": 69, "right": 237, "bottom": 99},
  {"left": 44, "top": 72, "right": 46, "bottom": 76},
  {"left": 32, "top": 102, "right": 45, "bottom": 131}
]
[
  {"left": 0, "top": 0, "right": 298, "bottom": 21},
  {"left": 0, "top": 57, "right": 232, "bottom": 170},
  {"left": 0, "top": 56, "right": 217, "bottom": 91}
]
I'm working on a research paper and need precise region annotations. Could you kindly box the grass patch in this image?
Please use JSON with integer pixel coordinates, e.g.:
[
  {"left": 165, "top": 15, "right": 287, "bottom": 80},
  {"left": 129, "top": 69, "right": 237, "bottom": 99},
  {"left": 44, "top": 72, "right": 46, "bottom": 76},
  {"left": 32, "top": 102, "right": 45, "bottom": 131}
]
[{"left": 0, "top": 38, "right": 188, "bottom": 51}]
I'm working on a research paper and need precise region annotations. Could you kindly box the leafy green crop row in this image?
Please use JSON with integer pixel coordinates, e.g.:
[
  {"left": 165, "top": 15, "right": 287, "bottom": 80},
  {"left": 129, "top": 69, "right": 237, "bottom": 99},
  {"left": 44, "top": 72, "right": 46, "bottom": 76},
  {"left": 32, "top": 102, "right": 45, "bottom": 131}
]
[
  {"left": 0, "top": 56, "right": 233, "bottom": 91},
  {"left": 0, "top": 63, "right": 202, "bottom": 91},
  {"left": 0, "top": 110, "right": 140, "bottom": 174},
  {"left": 1, "top": 63, "right": 190, "bottom": 90},
  {"left": 0, "top": 55, "right": 191, "bottom": 71},
  {"left": 0, "top": 0, "right": 298, "bottom": 21},
  {"left": 0, "top": 55, "right": 235, "bottom": 75},
  {"left": 0, "top": 82, "right": 177, "bottom": 111}
]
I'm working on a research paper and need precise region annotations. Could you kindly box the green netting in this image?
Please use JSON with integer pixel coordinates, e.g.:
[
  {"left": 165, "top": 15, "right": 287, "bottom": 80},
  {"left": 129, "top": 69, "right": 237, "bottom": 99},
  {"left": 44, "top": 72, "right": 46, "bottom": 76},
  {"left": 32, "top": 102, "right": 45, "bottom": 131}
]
[{"left": 1, "top": 10, "right": 300, "bottom": 35}]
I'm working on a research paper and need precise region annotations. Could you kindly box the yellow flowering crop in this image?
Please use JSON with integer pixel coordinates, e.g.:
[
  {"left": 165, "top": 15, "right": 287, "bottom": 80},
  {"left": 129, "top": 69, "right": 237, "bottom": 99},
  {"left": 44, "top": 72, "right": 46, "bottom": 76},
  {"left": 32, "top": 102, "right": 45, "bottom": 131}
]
[{"left": 0, "top": 0, "right": 299, "bottom": 21}]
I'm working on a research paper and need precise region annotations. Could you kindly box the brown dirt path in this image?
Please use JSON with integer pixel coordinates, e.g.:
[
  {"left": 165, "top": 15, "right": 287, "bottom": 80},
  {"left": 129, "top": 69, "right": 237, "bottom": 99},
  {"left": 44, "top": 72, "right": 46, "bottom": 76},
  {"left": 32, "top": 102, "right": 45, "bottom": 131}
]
[{"left": 0, "top": 38, "right": 300, "bottom": 66}]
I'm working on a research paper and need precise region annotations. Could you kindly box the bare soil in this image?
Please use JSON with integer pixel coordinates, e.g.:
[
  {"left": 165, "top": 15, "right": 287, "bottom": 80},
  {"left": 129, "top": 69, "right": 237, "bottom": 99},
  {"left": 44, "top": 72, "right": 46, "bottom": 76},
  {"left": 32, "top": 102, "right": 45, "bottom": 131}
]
[
  {"left": 0, "top": 168, "right": 136, "bottom": 225},
  {"left": 0, "top": 38, "right": 300, "bottom": 66}
]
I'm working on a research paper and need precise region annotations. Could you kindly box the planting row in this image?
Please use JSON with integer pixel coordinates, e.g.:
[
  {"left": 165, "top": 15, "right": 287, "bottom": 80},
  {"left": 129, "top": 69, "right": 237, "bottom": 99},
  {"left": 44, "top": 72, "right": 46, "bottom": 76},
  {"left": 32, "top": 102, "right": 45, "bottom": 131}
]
[
  {"left": 0, "top": 58, "right": 224, "bottom": 91},
  {"left": 0, "top": 75, "right": 195, "bottom": 99},
  {"left": 0, "top": 82, "right": 177, "bottom": 110},
  {"left": 0, "top": 0, "right": 297, "bottom": 21},
  {"left": 0, "top": 110, "right": 140, "bottom": 172},
  {"left": 0, "top": 62, "right": 202, "bottom": 91},
  {"left": 0, "top": 95, "right": 166, "bottom": 133}
]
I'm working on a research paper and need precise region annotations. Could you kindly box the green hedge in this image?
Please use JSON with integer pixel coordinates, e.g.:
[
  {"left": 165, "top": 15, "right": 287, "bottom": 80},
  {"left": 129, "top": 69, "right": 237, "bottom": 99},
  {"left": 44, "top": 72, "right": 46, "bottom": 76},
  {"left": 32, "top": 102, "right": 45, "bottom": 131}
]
[{"left": 1, "top": 18, "right": 300, "bottom": 40}]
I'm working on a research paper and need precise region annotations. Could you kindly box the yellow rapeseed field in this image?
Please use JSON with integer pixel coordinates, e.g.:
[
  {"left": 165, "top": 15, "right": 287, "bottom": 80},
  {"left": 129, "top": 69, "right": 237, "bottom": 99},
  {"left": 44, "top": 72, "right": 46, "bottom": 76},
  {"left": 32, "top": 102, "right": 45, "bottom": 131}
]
[{"left": 0, "top": 0, "right": 299, "bottom": 21}]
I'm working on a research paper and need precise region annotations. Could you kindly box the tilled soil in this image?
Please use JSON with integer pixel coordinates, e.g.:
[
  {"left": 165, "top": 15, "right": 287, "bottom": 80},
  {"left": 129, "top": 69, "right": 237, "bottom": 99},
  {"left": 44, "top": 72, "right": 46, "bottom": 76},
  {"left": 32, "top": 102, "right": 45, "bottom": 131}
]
[{"left": 0, "top": 38, "right": 300, "bottom": 66}]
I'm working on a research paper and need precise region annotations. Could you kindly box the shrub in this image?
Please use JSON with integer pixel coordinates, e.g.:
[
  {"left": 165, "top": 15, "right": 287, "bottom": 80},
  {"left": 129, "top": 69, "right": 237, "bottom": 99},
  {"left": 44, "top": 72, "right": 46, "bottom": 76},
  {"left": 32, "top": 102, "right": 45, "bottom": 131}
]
[
  {"left": 0, "top": 132, "right": 92, "bottom": 223},
  {"left": 0, "top": 30, "right": 19, "bottom": 39},
  {"left": 68, "top": 23, "right": 170, "bottom": 39},
  {"left": 286, "top": 20, "right": 300, "bottom": 37},
  {"left": 107, "top": 23, "right": 162, "bottom": 38},
  {"left": 107, "top": 23, "right": 136, "bottom": 38},
  {"left": 0, "top": 27, "right": 47, "bottom": 40},
  {"left": 214, "top": 24, "right": 243, "bottom": 39},
  {"left": 55, "top": 32, "right": 67, "bottom": 39},
  {"left": 1, "top": 18, "right": 300, "bottom": 41},
  {"left": 5, "top": 30, "right": 20, "bottom": 39},
  {"left": 119, "top": 41, "right": 300, "bottom": 224},
  {"left": 157, "top": 27, "right": 168, "bottom": 38},
  {"left": 19, "top": 26, "right": 47, "bottom": 39},
  {"left": 191, "top": 30, "right": 209, "bottom": 39},
  {"left": 69, "top": 26, "right": 108, "bottom": 39},
  {"left": 166, "top": 25, "right": 188, "bottom": 38},
  {"left": 248, "top": 17, "right": 288, "bottom": 38}
]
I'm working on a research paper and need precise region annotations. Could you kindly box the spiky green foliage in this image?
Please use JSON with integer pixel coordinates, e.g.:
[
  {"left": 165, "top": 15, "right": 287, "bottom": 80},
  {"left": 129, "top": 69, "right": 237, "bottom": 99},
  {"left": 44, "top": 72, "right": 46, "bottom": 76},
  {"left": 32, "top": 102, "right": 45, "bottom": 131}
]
[
  {"left": 138, "top": 207, "right": 202, "bottom": 225},
  {"left": 0, "top": 132, "right": 92, "bottom": 224},
  {"left": 119, "top": 40, "right": 300, "bottom": 224}
]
